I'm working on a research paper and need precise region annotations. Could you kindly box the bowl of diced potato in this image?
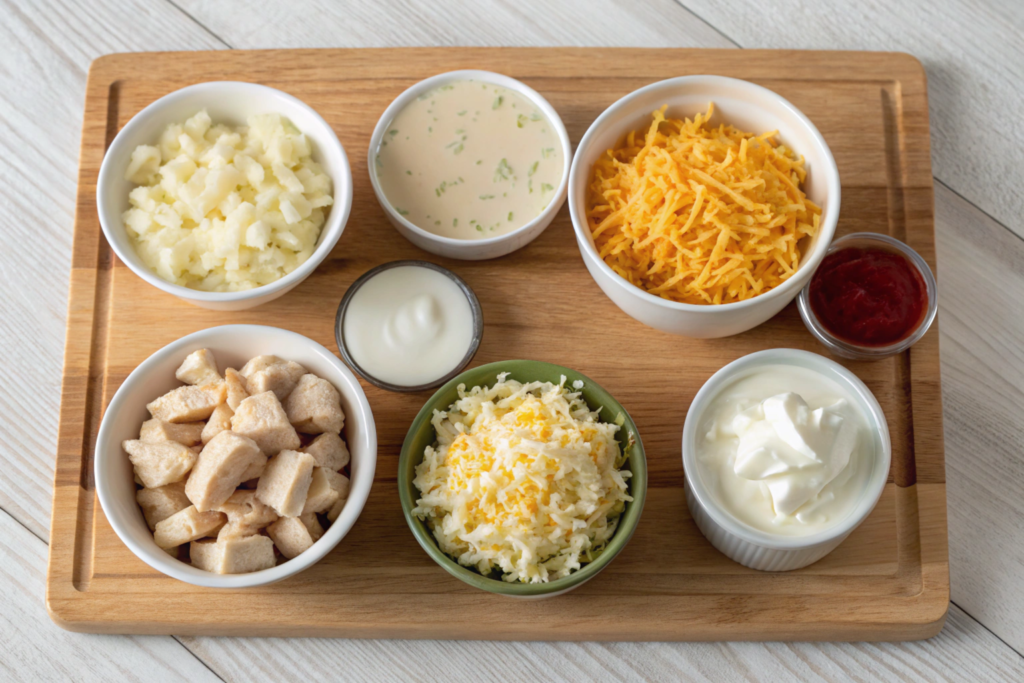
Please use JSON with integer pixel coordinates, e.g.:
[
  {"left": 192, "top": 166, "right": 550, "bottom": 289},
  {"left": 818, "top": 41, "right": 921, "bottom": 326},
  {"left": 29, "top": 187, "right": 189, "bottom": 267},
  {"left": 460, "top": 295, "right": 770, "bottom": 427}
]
[
  {"left": 95, "top": 324, "right": 377, "bottom": 587},
  {"left": 96, "top": 81, "right": 352, "bottom": 310}
]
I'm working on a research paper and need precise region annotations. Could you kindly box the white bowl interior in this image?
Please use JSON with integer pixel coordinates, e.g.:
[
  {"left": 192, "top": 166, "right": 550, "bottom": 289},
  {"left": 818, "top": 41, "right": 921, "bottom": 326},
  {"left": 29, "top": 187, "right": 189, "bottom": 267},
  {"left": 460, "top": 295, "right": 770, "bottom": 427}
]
[
  {"left": 570, "top": 76, "right": 840, "bottom": 308},
  {"left": 682, "top": 349, "right": 891, "bottom": 550},
  {"left": 95, "top": 325, "right": 377, "bottom": 588},
  {"left": 97, "top": 81, "right": 353, "bottom": 303},
  {"left": 367, "top": 69, "right": 572, "bottom": 250}
]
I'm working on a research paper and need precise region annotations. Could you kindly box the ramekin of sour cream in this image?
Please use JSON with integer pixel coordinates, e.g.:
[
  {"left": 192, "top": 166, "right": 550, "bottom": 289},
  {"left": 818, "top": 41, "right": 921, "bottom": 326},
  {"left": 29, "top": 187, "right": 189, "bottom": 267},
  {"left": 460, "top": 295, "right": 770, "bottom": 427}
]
[
  {"left": 335, "top": 261, "right": 483, "bottom": 392},
  {"left": 682, "top": 349, "right": 891, "bottom": 571}
]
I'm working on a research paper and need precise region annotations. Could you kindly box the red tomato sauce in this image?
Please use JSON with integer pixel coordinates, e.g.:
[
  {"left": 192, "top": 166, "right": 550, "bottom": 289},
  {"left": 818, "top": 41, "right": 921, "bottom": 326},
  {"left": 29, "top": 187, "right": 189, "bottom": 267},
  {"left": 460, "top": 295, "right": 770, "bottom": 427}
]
[{"left": 808, "top": 246, "right": 927, "bottom": 347}]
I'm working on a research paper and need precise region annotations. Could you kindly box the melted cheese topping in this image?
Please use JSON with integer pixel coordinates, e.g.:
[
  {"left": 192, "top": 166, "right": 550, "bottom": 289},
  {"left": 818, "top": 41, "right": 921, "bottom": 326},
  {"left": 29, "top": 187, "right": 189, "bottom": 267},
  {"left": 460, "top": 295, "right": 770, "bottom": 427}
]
[
  {"left": 412, "top": 374, "right": 632, "bottom": 583},
  {"left": 585, "top": 104, "right": 822, "bottom": 305}
]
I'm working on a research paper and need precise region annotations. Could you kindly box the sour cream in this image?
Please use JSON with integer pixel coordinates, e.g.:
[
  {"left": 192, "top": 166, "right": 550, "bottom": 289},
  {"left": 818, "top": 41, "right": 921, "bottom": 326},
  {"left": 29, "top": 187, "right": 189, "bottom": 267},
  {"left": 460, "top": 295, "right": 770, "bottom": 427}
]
[
  {"left": 694, "top": 365, "right": 875, "bottom": 536},
  {"left": 375, "top": 79, "right": 563, "bottom": 240},
  {"left": 341, "top": 265, "right": 476, "bottom": 388}
]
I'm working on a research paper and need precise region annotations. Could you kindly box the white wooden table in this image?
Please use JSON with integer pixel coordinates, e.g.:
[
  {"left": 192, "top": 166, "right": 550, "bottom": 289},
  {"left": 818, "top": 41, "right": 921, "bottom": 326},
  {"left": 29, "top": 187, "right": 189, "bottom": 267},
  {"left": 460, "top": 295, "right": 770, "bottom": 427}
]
[{"left": 2, "top": 0, "right": 1022, "bottom": 680}]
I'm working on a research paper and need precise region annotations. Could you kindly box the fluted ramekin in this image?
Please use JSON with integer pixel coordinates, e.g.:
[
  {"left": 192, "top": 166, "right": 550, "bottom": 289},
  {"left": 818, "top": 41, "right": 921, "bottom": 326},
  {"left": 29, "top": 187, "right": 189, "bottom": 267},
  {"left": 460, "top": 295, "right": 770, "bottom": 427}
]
[{"left": 682, "top": 349, "right": 891, "bottom": 571}]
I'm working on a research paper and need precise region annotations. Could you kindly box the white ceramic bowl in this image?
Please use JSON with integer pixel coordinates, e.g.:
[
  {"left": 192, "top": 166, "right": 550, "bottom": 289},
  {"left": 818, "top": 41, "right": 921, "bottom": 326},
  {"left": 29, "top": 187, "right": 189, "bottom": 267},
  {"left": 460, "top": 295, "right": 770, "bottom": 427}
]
[
  {"left": 95, "top": 325, "right": 377, "bottom": 588},
  {"left": 682, "top": 349, "right": 890, "bottom": 571},
  {"left": 97, "top": 81, "right": 353, "bottom": 310},
  {"left": 368, "top": 70, "right": 572, "bottom": 260},
  {"left": 568, "top": 76, "right": 841, "bottom": 338}
]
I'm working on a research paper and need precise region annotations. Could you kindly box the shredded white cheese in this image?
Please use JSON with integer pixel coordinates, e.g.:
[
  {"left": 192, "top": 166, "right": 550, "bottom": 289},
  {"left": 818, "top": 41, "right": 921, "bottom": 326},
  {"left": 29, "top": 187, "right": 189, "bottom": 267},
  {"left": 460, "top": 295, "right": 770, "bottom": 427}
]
[{"left": 412, "top": 374, "right": 632, "bottom": 583}]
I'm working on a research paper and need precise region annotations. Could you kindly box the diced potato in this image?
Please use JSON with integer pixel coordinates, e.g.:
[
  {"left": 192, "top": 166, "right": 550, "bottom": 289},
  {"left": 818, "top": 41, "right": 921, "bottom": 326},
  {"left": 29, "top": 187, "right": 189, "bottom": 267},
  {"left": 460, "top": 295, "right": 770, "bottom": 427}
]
[
  {"left": 124, "top": 439, "right": 197, "bottom": 488},
  {"left": 231, "top": 391, "right": 300, "bottom": 456},
  {"left": 136, "top": 482, "right": 191, "bottom": 531},
  {"left": 302, "top": 467, "right": 348, "bottom": 515},
  {"left": 147, "top": 384, "right": 225, "bottom": 423},
  {"left": 190, "top": 535, "right": 275, "bottom": 574},
  {"left": 255, "top": 450, "right": 314, "bottom": 517},
  {"left": 175, "top": 348, "right": 222, "bottom": 386},
  {"left": 239, "top": 355, "right": 307, "bottom": 402},
  {"left": 284, "top": 374, "right": 344, "bottom": 434},
  {"left": 125, "top": 144, "right": 161, "bottom": 185},
  {"left": 139, "top": 419, "right": 204, "bottom": 447},
  {"left": 185, "top": 431, "right": 265, "bottom": 512},
  {"left": 266, "top": 516, "right": 313, "bottom": 559},
  {"left": 326, "top": 473, "right": 351, "bottom": 522},
  {"left": 303, "top": 432, "right": 350, "bottom": 471},
  {"left": 201, "top": 403, "right": 234, "bottom": 444},
  {"left": 153, "top": 505, "right": 225, "bottom": 549}
]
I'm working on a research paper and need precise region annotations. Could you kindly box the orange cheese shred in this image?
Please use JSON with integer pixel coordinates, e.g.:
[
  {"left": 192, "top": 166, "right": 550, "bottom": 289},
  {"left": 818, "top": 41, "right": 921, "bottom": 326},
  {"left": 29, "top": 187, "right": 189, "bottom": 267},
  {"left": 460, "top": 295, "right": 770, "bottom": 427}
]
[{"left": 585, "top": 104, "right": 822, "bottom": 305}]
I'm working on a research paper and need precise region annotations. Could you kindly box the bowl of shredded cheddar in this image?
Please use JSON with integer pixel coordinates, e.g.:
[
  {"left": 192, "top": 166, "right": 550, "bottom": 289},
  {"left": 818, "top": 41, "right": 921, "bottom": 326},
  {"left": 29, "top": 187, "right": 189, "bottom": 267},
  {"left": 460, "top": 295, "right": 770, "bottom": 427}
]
[
  {"left": 398, "top": 360, "right": 647, "bottom": 598},
  {"left": 568, "top": 76, "right": 840, "bottom": 338}
]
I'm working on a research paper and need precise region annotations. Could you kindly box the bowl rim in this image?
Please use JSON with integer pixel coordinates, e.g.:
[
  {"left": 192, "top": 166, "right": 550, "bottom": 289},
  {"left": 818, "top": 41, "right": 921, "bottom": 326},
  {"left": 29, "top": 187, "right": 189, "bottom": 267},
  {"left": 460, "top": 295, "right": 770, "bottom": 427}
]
[
  {"left": 796, "top": 232, "right": 939, "bottom": 359},
  {"left": 681, "top": 348, "right": 892, "bottom": 550},
  {"left": 568, "top": 74, "right": 841, "bottom": 314},
  {"left": 334, "top": 260, "right": 484, "bottom": 392},
  {"left": 94, "top": 324, "right": 378, "bottom": 588},
  {"left": 367, "top": 69, "right": 572, "bottom": 251},
  {"left": 96, "top": 80, "right": 354, "bottom": 304},
  {"left": 397, "top": 359, "right": 648, "bottom": 596}
]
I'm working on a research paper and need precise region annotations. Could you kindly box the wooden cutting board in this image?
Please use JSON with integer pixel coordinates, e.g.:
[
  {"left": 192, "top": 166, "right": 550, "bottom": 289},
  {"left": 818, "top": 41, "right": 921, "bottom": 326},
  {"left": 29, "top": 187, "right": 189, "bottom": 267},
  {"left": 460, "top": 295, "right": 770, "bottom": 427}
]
[{"left": 46, "top": 48, "right": 947, "bottom": 640}]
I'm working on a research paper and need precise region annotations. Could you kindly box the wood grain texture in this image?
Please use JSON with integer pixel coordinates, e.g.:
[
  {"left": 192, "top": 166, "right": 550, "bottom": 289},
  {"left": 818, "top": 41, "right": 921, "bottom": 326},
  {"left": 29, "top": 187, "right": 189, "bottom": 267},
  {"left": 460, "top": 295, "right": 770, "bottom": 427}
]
[
  {"left": 0, "top": 0, "right": 223, "bottom": 541},
  {"left": 46, "top": 47, "right": 947, "bottom": 641},
  {"left": 180, "top": 603, "right": 1024, "bottom": 683},
  {"left": 673, "top": 0, "right": 1024, "bottom": 240},
  {"left": 0, "top": 506, "right": 219, "bottom": 682},
  {"left": 2, "top": 0, "right": 1023, "bottom": 678},
  {"left": 934, "top": 182, "right": 1024, "bottom": 651}
]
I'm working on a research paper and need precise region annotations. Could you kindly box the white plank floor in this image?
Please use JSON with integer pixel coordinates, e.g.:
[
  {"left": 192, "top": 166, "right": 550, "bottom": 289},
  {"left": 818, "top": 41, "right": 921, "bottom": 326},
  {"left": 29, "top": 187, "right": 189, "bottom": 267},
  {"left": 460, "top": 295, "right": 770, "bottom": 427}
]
[{"left": 1, "top": 0, "right": 1022, "bottom": 680}]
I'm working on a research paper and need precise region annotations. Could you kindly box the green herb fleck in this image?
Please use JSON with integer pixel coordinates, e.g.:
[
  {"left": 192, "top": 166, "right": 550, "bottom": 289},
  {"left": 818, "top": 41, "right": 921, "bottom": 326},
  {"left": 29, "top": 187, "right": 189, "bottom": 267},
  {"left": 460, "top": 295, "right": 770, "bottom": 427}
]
[
  {"left": 406, "top": 170, "right": 412, "bottom": 175},
  {"left": 435, "top": 220, "right": 441, "bottom": 226},
  {"left": 507, "top": 212, "right": 514, "bottom": 222},
  {"left": 492, "top": 96, "right": 504, "bottom": 109},
  {"left": 530, "top": 112, "right": 542, "bottom": 122},
  {"left": 528, "top": 179, "right": 533, "bottom": 193},
  {"left": 542, "top": 147, "right": 555, "bottom": 159},
  {"left": 516, "top": 114, "right": 528, "bottom": 128},
  {"left": 458, "top": 110, "right": 467, "bottom": 116},
  {"left": 388, "top": 129, "right": 399, "bottom": 136},
  {"left": 528, "top": 161, "right": 539, "bottom": 177},
  {"left": 493, "top": 158, "right": 512, "bottom": 182},
  {"left": 428, "top": 126, "right": 432, "bottom": 133},
  {"left": 476, "top": 159, "right": 483, "bottom": 165},
  {"left": 479, "top": 194, "right": 495, "bottom": 200},
  {"left": 453, "top": 219, "right": 458, "bottom": 227},
  {"left": 542, "top": 183, "right": 554, "bottom": 193},
  {"left": 476, "top": 225, "right": 484, "bottom": 232},
  {"left": 395, "top": 208, "right": 409, "bottom": 216}
]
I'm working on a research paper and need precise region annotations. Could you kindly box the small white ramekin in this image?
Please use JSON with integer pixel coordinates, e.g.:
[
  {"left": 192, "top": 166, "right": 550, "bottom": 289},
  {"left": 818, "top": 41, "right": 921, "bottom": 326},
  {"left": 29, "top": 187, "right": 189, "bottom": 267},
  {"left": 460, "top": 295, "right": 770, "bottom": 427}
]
[
  {"left": 568, "top": 76, "right": 841, "bottom": 338},
  {"left": 682, "top": 349, "right": 891, "bottom": 571},
  {"left": 368, "top": 70, "right": 572, "bottom": 260},
  {"left": 97, "top": 82, "right": 353, "bottom": 310},
  {"left": 95, "top": 325, "right": 377, "bottom": 588}
]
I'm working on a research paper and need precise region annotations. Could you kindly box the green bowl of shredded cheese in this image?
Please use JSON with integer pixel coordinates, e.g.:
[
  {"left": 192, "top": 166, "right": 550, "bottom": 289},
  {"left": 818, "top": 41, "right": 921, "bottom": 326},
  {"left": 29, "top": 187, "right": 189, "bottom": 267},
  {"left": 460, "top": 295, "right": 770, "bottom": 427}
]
[{"left": 399, "top": 360, "right": 647, "bottom": 597}]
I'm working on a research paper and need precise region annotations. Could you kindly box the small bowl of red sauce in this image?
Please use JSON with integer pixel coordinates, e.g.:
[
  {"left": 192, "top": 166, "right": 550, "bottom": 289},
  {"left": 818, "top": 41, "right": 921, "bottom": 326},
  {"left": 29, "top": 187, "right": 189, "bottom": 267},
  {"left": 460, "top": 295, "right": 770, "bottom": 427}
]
[{"left": 797, "top": 233, "right": 937, "bottom": 360}]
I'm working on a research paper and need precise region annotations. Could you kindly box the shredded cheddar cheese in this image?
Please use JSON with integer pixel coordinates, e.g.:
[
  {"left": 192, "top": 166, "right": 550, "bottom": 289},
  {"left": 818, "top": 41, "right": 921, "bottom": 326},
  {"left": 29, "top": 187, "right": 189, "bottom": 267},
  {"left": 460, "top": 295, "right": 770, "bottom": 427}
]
[
  {"left": 411, "top": 374, "right": 632, "bottom": 584},
  {"left": 586, "top": 104, "right": 822, "bottom": 305}
]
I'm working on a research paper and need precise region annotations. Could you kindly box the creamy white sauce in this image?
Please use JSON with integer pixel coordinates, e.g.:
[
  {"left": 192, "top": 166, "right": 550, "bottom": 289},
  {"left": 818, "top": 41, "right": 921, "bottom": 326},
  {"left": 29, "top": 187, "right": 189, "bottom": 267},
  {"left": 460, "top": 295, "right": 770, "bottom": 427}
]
[
  {"left": 375, "top": 79, "right": 563, "bottom": 240},
  {"left": 343, "top": 266, "right": 474, "bottom": 387},
  {"left": 695, "top": 365, "right": 875, "bottom": 536}
]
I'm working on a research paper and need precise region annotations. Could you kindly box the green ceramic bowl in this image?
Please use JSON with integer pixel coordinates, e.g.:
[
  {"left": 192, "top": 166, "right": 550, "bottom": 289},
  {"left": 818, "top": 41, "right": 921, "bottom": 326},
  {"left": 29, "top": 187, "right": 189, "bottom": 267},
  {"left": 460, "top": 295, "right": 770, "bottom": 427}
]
[{"left": 398, "top": 360, "right": 647, "bottom": 598}]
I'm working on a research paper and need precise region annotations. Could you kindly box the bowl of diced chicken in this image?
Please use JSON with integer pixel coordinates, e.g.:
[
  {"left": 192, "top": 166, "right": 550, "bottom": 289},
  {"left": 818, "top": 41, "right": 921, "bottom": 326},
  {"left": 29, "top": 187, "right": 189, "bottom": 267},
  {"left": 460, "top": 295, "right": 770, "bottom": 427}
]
[{"left": 95, "top": 325, "right": 377, "bottom": 587}]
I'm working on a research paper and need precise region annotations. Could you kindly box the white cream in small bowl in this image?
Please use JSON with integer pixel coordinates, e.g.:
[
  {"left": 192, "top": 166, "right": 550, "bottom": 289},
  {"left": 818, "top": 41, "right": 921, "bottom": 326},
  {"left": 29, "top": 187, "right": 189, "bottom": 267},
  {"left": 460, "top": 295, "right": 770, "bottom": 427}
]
[
  {"left": 368, "top": 71, "right": 571, "bottom": 260},
  {"left": 682, "top": 349, "right": 890, "bottom": 571}
]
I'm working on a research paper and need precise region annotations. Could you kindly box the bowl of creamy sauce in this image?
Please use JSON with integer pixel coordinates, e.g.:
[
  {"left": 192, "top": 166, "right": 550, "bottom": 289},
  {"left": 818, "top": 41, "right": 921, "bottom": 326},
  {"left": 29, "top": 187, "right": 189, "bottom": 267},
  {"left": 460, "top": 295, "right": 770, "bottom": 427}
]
[
  {"left": 369, "top": 71, "right": 571, "bottom": 260},
  {"left": 682, "top": 349, "right": 891, "bottom": 571},
  {"left": 335, "top": 261, "right": 483, "bottom": 392}
]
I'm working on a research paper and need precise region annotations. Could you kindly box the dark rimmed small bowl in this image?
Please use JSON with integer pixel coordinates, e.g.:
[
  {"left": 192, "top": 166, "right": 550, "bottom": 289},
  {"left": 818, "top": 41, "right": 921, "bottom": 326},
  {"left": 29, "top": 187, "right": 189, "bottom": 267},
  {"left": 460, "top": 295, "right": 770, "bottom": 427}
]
[
  {"left": 796, "top": 233, "right": 937, "bottom": 360},
  {"left": 398, "top": 360, "right": 648, "bottom": 598},
  {"left": 335, "top": 260, "right": 484, "bottom": 392}
]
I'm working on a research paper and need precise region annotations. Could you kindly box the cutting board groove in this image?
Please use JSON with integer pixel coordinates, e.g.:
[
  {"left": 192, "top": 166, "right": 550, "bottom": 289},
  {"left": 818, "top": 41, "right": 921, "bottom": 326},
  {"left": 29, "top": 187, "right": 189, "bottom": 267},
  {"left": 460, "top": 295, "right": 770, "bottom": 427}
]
[{"left": 46, "top": 48, "right": 948, "bottom": 640}]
